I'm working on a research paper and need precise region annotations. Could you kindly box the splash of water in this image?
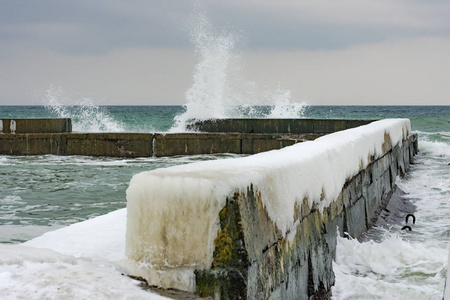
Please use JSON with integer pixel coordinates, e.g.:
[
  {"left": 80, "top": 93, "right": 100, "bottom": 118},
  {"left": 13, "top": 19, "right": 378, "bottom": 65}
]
[
  {"left": 171, "top": 8, "right": 307, "bottom": 132},
  {"left": 266, "top": 88, "right": 307, "bottom": 118},
  {"left": 43, "top": 86, "right": 125, "bottom": 132}
]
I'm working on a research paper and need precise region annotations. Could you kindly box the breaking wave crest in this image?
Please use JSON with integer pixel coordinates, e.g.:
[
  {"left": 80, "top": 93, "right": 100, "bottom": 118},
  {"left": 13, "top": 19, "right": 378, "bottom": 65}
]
[
  {"left": 171, "top": 7, "right": 307, "bottom": 132},
  {"left": 43, "top": 86, "right": 125, "bottom": 132}
]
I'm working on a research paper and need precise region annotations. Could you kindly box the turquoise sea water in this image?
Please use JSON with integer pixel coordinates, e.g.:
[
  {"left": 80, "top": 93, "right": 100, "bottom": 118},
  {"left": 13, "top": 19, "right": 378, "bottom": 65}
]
[
  {"left": 1, "top": 105, "right": 448, "bottom": 132},
  {"left": 0, "top": 105, "right": 449, "bottom": 299}
]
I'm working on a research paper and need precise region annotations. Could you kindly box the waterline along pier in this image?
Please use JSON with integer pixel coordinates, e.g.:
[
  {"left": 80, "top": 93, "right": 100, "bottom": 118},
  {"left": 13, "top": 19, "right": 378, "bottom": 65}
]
[{"left": 0, "top": 118, "right": 419, "bottom": 299}]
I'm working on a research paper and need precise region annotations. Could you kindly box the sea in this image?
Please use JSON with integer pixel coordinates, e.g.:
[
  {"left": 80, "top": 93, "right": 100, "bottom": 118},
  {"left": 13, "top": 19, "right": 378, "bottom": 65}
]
[{"left": 0, "top": 104, "right": 449, "bottom": 299}]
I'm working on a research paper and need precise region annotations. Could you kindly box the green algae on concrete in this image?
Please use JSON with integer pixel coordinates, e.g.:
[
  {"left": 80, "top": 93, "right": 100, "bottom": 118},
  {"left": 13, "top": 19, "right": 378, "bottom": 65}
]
[{"left": 196, "top": 192, "right": 250, "bottom": 299}]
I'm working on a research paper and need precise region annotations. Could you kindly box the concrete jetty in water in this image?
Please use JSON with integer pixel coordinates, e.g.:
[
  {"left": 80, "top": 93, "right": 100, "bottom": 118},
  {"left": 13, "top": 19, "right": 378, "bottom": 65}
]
[
  {"left": 0, "top": 117, "right": 418, "bottom": 299},
  {"left": 0, "top": 118, "right": 373, "bottom": 157}
]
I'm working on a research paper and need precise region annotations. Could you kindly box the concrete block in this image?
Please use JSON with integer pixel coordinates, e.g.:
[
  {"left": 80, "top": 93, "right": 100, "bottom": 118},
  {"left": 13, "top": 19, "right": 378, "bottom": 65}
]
[
  {"left": 0, "top": 118, "right": 71, "bottom": 134},
  {"left": 188, "top": 119, "right": 376, "bottom": 134},
  {"left": 65, "top": 133, "right": 153, "bottom": 157},
  {"left": 241, "top": 136, "right": 295, "bottom": 154},
  {"left": 346, "top": 119, "right": 374, "bottom": 129},
  {"left": 154, "top": 133, "right": 241, "bottom": 156},
  {"left": 0, "top": 134, "right": 62, "bottom": 155},
  {"left": 345, "top": 197, "right": 367, "bottom": 238},
  {"left": 313, "top": 119, "right": 347, "bottom": 133}
]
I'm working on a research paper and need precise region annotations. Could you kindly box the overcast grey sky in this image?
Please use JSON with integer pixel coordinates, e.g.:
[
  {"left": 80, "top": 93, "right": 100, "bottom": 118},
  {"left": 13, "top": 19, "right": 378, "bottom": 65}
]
[{"left": 1, "top": 0, "right": 449, "bottom": 105}]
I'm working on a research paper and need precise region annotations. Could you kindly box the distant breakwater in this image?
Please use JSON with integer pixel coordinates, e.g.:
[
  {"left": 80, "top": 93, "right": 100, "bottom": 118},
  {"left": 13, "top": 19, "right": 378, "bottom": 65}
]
[{"left": 0, "top": 118, "right": 373, "bottom": 157}]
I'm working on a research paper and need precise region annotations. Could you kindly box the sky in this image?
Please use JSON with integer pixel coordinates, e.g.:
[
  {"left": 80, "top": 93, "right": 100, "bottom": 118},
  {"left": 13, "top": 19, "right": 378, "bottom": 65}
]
[{"left": 0, "top": 0, "right": 449, "bottom": 106}]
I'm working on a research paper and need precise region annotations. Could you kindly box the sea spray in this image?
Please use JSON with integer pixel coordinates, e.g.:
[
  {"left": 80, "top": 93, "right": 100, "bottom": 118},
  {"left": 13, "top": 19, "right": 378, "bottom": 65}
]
[
  {"left": 43, "top": 85, "right": 125, "bottom": 132},
  {"left": 171, "top": 8, "right": 307, "bottom": 132},
  {"left": 170, "top": 8, "right": 241, "bottom": 132},
  {"left": 266, "top": 88, "right": 307, "bottom": 118}
]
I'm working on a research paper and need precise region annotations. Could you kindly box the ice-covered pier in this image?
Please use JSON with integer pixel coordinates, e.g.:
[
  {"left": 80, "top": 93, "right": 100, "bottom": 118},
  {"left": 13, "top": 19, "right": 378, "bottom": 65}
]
[{"left": 125, "top": 118, "right": 417, "bottom": 299}]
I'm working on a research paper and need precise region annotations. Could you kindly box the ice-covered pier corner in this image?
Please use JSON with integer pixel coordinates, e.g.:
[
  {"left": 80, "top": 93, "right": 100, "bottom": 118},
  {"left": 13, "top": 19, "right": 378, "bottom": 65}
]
[{"left": 125, "top": 119, "right": 418, "bottom": 299}]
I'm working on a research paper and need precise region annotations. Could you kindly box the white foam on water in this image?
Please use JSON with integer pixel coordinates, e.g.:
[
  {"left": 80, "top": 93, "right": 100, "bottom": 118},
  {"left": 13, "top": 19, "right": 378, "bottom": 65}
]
[
  {"left": 43, "top": 85, "right": 125, "bottom": 132},
  {"left": 332, "top": 131, "right": 450, "bottom": 299},
  {"left": 332, "top": 234, "right": 446, "bottom": 300},
  {"left": 266, "top": 88, "right": 307, "bottom": 118},
  {"left": 0, "top": 195, "right": 23, "bottom": 204},
  {"left": 0, "top": 196, "right": 26, "bottom": 224},
  {"left": 418, "top": 139, "right": 450, "bottom": 158}
]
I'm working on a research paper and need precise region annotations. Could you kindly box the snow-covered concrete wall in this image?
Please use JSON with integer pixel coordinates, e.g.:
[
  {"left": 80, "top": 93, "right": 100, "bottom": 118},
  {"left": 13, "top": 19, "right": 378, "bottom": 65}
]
[{"left": 125, "top": 119, "right": 418, "bottom": 299}]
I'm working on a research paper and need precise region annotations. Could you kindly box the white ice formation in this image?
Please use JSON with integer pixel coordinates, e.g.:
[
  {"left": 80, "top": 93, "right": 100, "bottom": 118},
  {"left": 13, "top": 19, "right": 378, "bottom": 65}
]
[{"left": 125, "top": 119, "right": 411, "bottom": 290}]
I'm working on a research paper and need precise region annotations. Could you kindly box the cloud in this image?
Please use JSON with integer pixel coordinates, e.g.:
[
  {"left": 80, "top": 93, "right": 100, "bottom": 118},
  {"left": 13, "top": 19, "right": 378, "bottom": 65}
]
[
  {"left": 2, "top": 0, "right": 450, "bottom": 56},
  {"left": 241, "top": 37, "right": 450, "bottom": 105},
  {"left": 0, "top": 47, "right": 196, "bottom": 105},
  {"left": 202, "top": 0, "right": 450, "bottom": 50},
  {"left": 0, "top": 0, "right": 192, "bottom": 55},
  {"left": 206, "top": 0, "right": 450, "bottom": 30},
  {"left": 1, "top": 1, "right": 449, "bottom": 105},
  {"left": 1, "top": 36, "right": 449, "bottom": 106}
]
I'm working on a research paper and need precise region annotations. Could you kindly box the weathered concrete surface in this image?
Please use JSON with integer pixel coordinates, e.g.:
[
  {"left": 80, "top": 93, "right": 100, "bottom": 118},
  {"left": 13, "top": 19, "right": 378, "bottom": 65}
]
[
  {"left": 154, "top": 133, "right": 302, "bottom": 157},
  {"left": 187, "top": 119, "right": 375, "bottom": 134},
  {"left": 0, "top": 133, "right": 63, "bottom": 155},
  {"left": 1, "top": 118, "right": 371, "bottom": 157},
  {"left": 154, "top": 133, "right": 241, "bottom": 157},
  {"left": 65, "top": 133, "right": 154, "bottom": 157},
  {"left": 0, "top": 118, "right": 71, "bottom": 134},
  {"left": 0, "top": 132, "right": 316, "bottom": 157},
  {"left": 0, "top": 133, "right": 154, "bottom": 157},
  {"left": 193, "top": 134, "right": 418, "bottom": 299}
]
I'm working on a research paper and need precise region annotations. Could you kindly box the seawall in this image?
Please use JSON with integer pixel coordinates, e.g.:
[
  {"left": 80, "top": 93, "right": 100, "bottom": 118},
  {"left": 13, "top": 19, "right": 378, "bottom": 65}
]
[
  {"left": 125, "top": 119, "right": 418, "bottom": 299},
  {"left": 187, "top": 118, "right": 374, "bottom": 134},
  {"left": 0, "top": 118, "right": 72, "bottom": 134},
  {"left": 0, "top": 132, "right": 301, "bottom": 157},
  {"left": 0, "top": 118, "right": 374, "bottom": 157}
]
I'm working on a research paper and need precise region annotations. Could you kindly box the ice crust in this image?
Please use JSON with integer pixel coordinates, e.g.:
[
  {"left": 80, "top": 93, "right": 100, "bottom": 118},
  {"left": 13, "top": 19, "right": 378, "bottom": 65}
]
[{"left": 126, "top": 119, "right": 411, "bottom": 283}]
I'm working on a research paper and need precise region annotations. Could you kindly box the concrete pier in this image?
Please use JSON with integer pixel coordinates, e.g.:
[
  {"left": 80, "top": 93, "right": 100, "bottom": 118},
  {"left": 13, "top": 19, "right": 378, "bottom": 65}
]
[
  {"left": 125, "top": 119, "right": 418, "bottom": 299},
  {"left": 0, "top": 118, "right": 71, "bottom": 134},
  {"left": 187, "top": 118, "right": 375, "bottom": 134},
  {"left": 0, "top": 118, "right": 373, "bottom": 157}
]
